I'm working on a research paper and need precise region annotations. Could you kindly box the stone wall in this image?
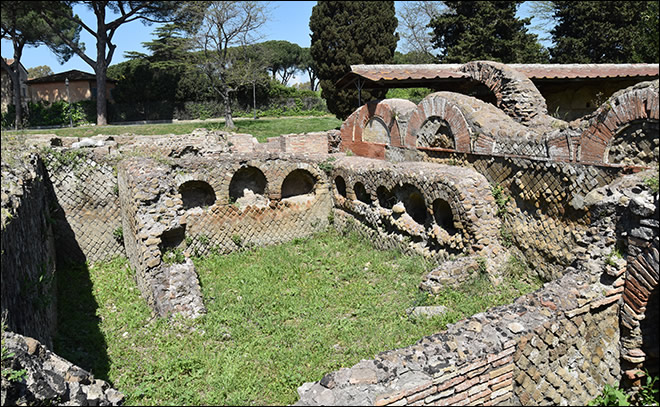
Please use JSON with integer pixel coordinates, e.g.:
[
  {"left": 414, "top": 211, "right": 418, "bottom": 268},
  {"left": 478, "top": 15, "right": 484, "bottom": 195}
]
[
  {"left": 42, "top": 148, "right": 125, "bottom": 264},
  {"left": 117, "top": 153, "right": 333, "bottom": 318},
  {"left": 414, "top": 150, "right": 630, "bottom": 281},
  {"left": 1, "top": 330, "right": 123, "bottom": 406},
  {"left": 1, "top": 153, "right": 57, "bottom": 349},
  {"left": 295, "top": 170, "right": 658, "bottom": 406},
  {"left": 329, "top": 156, "right": 508, "bottom": 283}
]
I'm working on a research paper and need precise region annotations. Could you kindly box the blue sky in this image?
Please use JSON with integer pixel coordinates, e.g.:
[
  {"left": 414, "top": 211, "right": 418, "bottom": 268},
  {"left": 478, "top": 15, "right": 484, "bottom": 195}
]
[{"left": 1, "top": 1, "right": 546, "bottom": 84}]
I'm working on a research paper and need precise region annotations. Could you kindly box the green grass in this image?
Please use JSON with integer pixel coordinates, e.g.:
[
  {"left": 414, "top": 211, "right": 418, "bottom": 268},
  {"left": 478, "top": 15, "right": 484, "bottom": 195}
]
[
  {"left": 1, "top": 116, "right": 342, "bottom": 143},
  {"left": 53, "top": 229, "right": 541, "bottom": 406}
]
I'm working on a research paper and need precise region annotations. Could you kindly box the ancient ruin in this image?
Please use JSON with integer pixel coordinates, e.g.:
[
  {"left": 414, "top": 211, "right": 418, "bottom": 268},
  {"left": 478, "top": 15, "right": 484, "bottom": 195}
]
[{"left": 1, "top": 61, "right": 658, "bottom": 406}]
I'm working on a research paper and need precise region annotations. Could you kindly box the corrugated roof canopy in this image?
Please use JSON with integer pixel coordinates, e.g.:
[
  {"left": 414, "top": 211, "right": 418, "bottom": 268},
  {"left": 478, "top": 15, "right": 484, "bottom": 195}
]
[{"left": 336, "top": 63, "right": 660, "bottom": 89}]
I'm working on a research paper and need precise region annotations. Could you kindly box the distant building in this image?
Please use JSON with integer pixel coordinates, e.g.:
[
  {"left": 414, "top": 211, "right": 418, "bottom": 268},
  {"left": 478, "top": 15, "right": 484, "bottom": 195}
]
[
  {"left": 27, "top": 69, "right": 116, "bottom": 104},
  {"left": 1, "top": 58, "right": 29, "bottom": 113}
]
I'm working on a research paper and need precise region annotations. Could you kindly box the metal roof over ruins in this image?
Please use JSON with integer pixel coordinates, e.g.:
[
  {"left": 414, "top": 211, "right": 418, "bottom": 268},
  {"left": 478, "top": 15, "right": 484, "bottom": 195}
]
[{"left": 336, "top": 63, "right": 660, "bottom": 89}]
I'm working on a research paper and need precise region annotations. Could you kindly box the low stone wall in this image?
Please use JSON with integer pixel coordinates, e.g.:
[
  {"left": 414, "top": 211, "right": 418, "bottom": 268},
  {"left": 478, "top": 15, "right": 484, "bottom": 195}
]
[
  {"left": 118, "top": 153, "right": 333, "bottom": 318},
  {"left": 1, "top": 331, "right": 123, "bottom": 406},
  {"left": 329, "top": 156, "right": 507, "bottom": 282},
  {"left": 295, "top": 170, "right": 658, "bottom": 406},
  {"left": 1, "top": 153, "right": 57, "bottom": 349}
]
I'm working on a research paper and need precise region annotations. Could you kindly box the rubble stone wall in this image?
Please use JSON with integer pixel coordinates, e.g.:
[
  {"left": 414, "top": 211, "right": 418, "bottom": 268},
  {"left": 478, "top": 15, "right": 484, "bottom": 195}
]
[
  {"left": 1, "top": 153, "right": 57, "bottom": 349},
  {"left": 1, "top": 331, "right": 124, "bottom": 406},
  {"left": 413, "top": 150, "right": 630, "bottom": 281}
]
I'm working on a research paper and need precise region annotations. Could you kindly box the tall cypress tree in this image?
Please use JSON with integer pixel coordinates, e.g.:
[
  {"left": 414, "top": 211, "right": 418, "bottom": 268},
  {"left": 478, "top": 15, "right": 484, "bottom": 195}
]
[
  {"left": 428, "top": 1, "right": 548, "bottom": 63},
  {"left": 310, "top": 1, "right": 398, "bottom": 120},
  {"left": 550, "top": 1, "right": 659, "bottom": 63}
]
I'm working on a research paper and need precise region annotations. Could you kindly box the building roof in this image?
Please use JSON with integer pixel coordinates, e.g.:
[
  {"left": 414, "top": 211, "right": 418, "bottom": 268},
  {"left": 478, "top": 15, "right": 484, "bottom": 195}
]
[
  {"left": 336, "top": 63, "right": 660, "bottom": 89},
  {"left": 27, "top": 69, "right": 116, "bottom": 84}
]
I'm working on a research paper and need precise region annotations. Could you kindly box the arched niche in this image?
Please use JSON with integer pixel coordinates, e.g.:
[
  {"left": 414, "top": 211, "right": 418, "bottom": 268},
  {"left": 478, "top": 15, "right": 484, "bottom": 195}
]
[
  {"left": 354, "top": 182, "right": 371, "bottom": 204},
  {"left": 229, "top": 166, "right": 267, "bottom": 202},
  {"left": 179, "top": 180, "right": 216, "bottom": 210},
  {"left": 376, "top": 186, "right": 396, "bottom": 209},
  {"left": 335, "top": 176, "right": 347, "bottom": 197},
  {"left": 416, "top": 116, "right": 456, "bottom": 149},
  {"left": 433, "top": 198, "right": 457, "bottom": 234},
  {"left": 281, "top": 169, "right": 316, "bottom": 199},
  {"left": 362, "top": 116, "right": 390, "bottom": 144},
  {"left": 394, "top": 183, "right": 427, "bottom": 224}
]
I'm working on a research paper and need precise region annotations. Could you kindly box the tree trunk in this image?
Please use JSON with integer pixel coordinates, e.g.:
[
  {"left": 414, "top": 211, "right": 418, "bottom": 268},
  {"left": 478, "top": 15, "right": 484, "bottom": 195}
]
[
  {"left": 11, "top": 65, "right": 22, "bottom": 130},
  {"left": 95, "top": 8, "right": 108, "bottom": 126},
  {"left": 95, "top": 66, "right": 108, "bottom": 126},
  {"left": 224, "top": 89, "right": 235, "bottom": 129}
]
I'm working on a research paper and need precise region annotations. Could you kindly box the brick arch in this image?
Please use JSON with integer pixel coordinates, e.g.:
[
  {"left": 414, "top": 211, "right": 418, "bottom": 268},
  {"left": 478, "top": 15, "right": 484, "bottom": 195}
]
[
  {"left": 460, "top": 60, "right": 549, "bottom": 124},
  {"left": 339, "top": 99, "right": 417, "bottom": 159},
  {"left": 579, "top": 81, "right": 659, "bottom": 164},
  {"left": 405, "top": 92, "right": 472, "bottom": 153}
]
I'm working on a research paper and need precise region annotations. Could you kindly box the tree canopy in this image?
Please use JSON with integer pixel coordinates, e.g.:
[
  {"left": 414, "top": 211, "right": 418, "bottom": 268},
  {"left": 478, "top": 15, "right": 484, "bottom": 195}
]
[
  {"left": 310, "top": 1, "right": 398, "bottom": 120},
  {"left": 27, "top": 65, "right": 54, "bottom": 79},
  {"left": 549, "top": 1, "right": 659, "bottom": 63},
  {"left": 189, "top": 1, "right": 269, "bottom": 128},
  {"left": 37, "top": 1, "right": 182, "bottom": 125},
  {"left": 1, "top": 1, "right": 80, "bottom": 128},
  {"left": 428, "top": 1, "right": 548, "bottom": 63}
]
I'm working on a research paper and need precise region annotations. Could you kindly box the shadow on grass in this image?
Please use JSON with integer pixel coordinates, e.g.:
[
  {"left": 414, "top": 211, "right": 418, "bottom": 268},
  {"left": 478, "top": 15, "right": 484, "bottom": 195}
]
[
  {"left": 43, "top": 169, "right": 111, "bottom": 381},
  {"left": 53, "top": 259, "right": 111, "bottom": 381}
]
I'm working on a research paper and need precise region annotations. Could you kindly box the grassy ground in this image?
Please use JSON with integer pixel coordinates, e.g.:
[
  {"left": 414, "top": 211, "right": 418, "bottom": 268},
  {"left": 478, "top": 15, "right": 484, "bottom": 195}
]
[
  {"left": 1, "top": 116, "right": 342, "bottom": 143},
  {"left": 53, "top": 229, "right": 541, "bottom": 406}
]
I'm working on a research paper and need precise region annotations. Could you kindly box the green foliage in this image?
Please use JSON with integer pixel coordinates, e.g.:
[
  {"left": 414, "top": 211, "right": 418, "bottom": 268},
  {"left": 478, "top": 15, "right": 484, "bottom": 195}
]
[
  {"left": 491, "top": 183, "right": 510, "bottom": 218},
  {"left": 162, "top": 248, "right": 185, "bottom": 265},
  {"left": 25, "top": 100, "right": 95, "bottom": 127},
  {"left": 6, "top": 116, "right": 342, "bottom": 143},
  {"left": 27, "top": 65, "right": 53, "bottom": 79},
  {"left": 500, "top": 225, "right": 513, "bottom": 248},
  {"left": 385, "top": 87, "right": 434, "bottom": 104},
  {"left": 635, "top": 372, "right": 660, "bottom": 406},
  {"left": 260, "top": 40, "right": 304, "bottom": 85},
  {"left": 318, "top": 157, "right": 337, "bottom": 174},
  {"left": 645, "top": 176, "right": 659, "bottom": 194},
  {"left": 606, "top": 248, "right": 623, "bottom": 266},
  {"left": 231, "top": 234, "right": 243, "bottom": 247},
  {"left": 41, "top": 147, "right": 89, "bottom": 173},
  {"left": 550, "top": 1, "right": 659, "bottom": 63},
  {"left": 310, "top": 1, "right": 399, "bottom": 120},
  {"left": 112, "top": 226, "right": 124, "bottom": 243},
  {"left": 428, "top": 1, "right": 549, "bottom": 63},
  {"left": 589, "top": 383, "right": 631, "bottom": 406},
  {"left": 1, "top": 319, "right": 27, "bottom": 383}
]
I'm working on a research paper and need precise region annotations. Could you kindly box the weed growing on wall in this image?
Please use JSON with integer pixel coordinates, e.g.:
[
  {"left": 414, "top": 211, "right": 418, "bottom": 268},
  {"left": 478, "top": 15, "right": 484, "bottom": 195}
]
[
  {"left": 491, "top": 183, "right": 510, "bottom": 218},
  {"left": 1, "top": 317, "right": 27, "bottom": 383},
  {"left": 645, "top": 175, "right": 659, "bottom": 194}
]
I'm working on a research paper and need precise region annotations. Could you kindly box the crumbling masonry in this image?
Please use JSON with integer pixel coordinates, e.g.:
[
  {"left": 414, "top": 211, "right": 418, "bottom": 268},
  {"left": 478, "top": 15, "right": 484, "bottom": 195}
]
[{"left": 1, "top": 61, "right": 658, "bottom": 406}]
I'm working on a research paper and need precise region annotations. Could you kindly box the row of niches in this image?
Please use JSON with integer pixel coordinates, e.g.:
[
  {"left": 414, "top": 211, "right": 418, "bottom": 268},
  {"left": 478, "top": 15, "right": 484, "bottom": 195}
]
[
  {"left": 332, "top": 175, "right": 468, "bottom": 257},
  {"left": 177, "top": 166, "right": 320, "bottom": 212}
]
